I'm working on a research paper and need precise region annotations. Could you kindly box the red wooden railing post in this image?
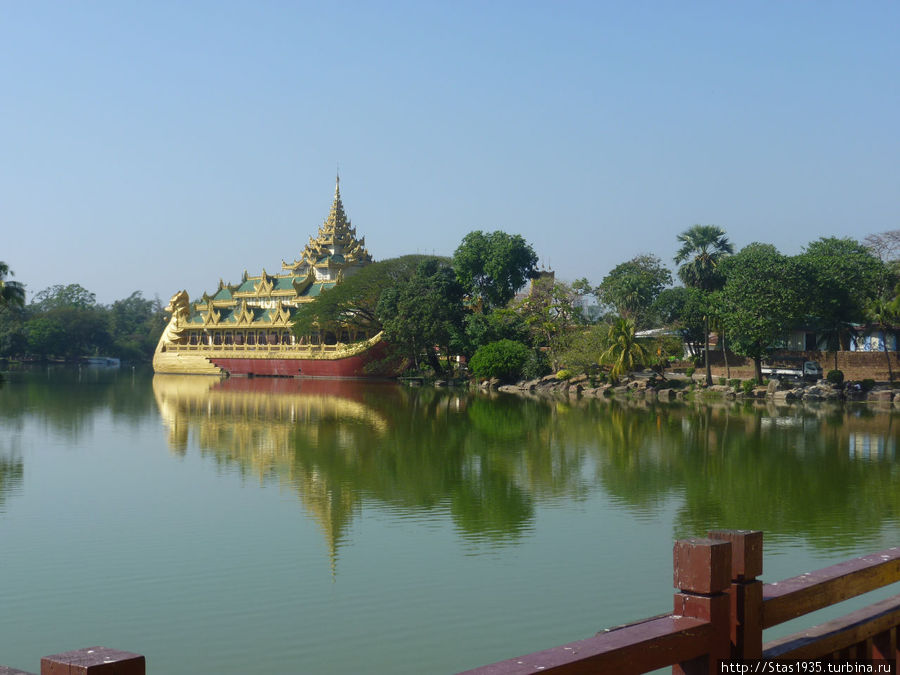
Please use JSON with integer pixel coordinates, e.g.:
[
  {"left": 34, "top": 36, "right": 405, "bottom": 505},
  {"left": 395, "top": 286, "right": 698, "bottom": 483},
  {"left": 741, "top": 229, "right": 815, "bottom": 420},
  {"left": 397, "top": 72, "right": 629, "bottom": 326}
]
[
  {"left": 709, "top": 529, "right": 764, "bottom": 660},
  {"left": 672, "top": 537, "right": 733, "bottom": 675},
  {"left": 41, "top": 647, "right": 144, "bottom": 675}
]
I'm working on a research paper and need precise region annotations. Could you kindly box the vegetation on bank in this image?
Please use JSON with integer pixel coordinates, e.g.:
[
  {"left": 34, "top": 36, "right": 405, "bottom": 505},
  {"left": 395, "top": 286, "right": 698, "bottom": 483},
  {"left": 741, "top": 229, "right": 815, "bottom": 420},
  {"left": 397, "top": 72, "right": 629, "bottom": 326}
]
[
  {"left": 2, "top": 226, "right": 897, "bottom": 377},
  {"left": 0, "top": 281, "right": 167, "bottom": 362},
  {"left": 291, "top": 226, "right": 900, "bottom": 384}
]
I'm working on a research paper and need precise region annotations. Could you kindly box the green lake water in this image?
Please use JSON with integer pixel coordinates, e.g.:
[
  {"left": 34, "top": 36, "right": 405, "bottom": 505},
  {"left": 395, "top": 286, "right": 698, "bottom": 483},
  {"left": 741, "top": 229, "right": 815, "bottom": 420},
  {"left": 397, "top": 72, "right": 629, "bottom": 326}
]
[{"left": 1, "top": 366, "right": 899, "bottom": 673}]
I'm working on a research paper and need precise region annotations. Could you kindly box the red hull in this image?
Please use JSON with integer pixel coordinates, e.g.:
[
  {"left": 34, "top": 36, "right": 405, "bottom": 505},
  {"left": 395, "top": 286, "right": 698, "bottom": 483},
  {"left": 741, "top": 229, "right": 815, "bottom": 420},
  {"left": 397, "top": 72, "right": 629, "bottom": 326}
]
[{"left": 210, "top": 342, "right": 392, "bottom": 378}]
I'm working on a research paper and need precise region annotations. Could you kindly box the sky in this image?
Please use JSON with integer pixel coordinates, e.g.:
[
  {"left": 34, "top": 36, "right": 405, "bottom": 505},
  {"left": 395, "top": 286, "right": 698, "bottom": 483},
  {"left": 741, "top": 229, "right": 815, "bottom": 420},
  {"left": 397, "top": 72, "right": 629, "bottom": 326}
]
[{"left": 2, "top": 1, "right": 898, "bottom": 305}]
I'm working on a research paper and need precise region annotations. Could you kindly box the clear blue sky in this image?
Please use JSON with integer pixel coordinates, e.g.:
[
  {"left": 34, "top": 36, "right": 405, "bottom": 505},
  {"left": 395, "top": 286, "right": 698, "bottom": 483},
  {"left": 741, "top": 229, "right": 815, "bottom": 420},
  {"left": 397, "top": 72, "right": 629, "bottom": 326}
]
[{"left": 2, "top": 1, "right": 898, "bottom": 305}]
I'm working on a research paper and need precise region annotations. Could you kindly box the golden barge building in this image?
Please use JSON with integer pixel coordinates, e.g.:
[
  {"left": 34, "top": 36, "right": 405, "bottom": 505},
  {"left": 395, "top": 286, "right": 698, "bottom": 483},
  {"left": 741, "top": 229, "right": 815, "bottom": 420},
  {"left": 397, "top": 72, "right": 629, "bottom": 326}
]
[{"left": 153, "top": 178, "right": 388, "bottom": 377}]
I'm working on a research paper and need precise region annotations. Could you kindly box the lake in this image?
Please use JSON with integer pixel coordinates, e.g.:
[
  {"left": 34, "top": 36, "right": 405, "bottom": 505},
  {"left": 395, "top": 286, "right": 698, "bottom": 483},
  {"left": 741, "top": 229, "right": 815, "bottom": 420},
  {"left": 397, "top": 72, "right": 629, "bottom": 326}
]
[{"left": 1, "top": 366, "right": 899, "bottom": 673}]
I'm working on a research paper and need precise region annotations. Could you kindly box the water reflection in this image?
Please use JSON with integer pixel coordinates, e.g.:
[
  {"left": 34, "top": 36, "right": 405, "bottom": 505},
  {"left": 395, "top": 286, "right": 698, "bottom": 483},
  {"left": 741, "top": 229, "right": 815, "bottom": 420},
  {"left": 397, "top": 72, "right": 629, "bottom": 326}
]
[
  {"left": 578, "top": 400, "right": 900, "bottom": 552},
  {"left": 151, "top": 377, "right": 900, "bottom": 565},
  {"left": 0, "top": 454, "right": 24, "bottom": 512},
  {"left": 3, "top": 367, "right": 897, "bottom": 561}
]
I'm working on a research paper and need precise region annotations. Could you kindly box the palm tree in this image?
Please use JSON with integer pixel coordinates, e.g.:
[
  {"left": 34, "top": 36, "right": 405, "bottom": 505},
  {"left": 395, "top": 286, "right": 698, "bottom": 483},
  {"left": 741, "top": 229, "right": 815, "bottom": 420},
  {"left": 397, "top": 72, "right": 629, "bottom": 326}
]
[
  {"left": 600, "top": 316, "right": 650, "bottom": 382},
  {"left": 0, "top": 261, "right": 25, "bottom": 309},
  {"left": 674, "top": 225, "right": 733, "bottom": 386}
]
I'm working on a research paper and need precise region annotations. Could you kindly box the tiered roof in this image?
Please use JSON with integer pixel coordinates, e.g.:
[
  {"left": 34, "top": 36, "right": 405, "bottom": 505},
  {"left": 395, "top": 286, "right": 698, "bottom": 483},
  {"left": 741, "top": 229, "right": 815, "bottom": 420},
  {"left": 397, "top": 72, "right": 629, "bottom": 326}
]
[{"left": 175, "top": 178, "right": 369, "bottom": 331}]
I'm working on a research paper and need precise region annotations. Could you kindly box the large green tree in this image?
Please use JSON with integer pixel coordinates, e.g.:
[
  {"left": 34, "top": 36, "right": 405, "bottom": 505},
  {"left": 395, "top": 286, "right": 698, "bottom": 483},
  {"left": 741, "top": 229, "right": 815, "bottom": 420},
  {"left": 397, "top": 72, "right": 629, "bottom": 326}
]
[
  {"left": 596, "top": 254, "right": 671, "bottom": 328},
  {"left": 292, "top": 255, "right": 432, "bottom": 339},
  {"left": 798, "top": 237, "right": 888, "bottom": 355},
  {"left": 673, "top": 224, "right": 734, "bottom": 385},
  {"left": 26, "top": 306, "right": 111, "bottom": 359},
  {"left": 109, "top": 291, "right": 167, "bottom": 361},
  {"left": 0, "top": 262, "right": 25, "bottom": 309},
  {"left": 376, "top": 258, "right": 467, "bottom": 374},
  {"left": 31, "top": 283, "right": 96, "bottom": 311},
  {"left": 719, "top": 244, "right": 808, "bottom": 382},
  {"left": 452, "top": 230, "right": 538, "bottom": 310}
]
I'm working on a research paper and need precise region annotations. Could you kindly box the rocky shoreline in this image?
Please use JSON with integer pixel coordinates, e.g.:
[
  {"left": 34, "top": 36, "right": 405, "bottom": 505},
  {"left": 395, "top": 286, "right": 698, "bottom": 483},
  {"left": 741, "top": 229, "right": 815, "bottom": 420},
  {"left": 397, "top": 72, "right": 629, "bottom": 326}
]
[{"left": 483, "top": 372, "right": 898, "bottom": 405}]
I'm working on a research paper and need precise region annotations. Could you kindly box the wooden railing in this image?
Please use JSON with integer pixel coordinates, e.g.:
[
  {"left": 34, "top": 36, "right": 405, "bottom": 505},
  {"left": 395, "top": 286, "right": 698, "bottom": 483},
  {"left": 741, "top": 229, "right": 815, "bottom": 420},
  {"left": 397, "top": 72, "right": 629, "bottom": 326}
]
[
  {"left": 4, "top": 531, "right": 898, "bottom": 674},
  {"left": 460, "top": 530, "right": 900, "bottom": 674}
]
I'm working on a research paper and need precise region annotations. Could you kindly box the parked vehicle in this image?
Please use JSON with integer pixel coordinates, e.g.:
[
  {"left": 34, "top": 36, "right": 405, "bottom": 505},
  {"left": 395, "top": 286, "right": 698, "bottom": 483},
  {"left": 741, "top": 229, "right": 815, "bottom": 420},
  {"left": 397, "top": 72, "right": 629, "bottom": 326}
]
[{"left": 761, "top": 359, "right": 822, "bottom": 381}]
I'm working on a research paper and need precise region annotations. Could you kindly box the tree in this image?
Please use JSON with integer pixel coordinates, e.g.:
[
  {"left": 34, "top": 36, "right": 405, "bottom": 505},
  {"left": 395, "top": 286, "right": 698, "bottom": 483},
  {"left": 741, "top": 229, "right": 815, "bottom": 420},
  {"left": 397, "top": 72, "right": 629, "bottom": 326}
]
[
  {"left": 109, "top": 291, "right": 167, "bottom": 361},
  {"left": 452, "top": 230, "right": 538, "bottom": 310},
  {"left": 31, "top": 283, "right": 96, "bottom": 311},
  {"left": 652, "top": 286, "right": 707, "bottom": 357},
  {"left": 798, "top": 237, "right": 888, "bottom": 359},
  {"left": 596, "top": 254, "right": 672, "bottom": 328},
  {"left": 469, "top": 339, "right": 530, "bottom": 381},
  {"left": 718, "top": 244, "right": 808, "bottom": 382},
  {"left": 514, "top": 276, "right": 584, "bottom": 369},
  {"left": 462, "top": 308, "right": 530, "bottom": 358},
  {"left": 0, "top": 305, "right": 27, "bottom": 357},
  {"left": 0, "top": 262, "right": 25, "bottom": 309},
  {"left": 292, "top": 255, "right": 431, "bottom": 339},
  {"left": 25, "top": 284, "right": 111, "bottom": 359},
  {"left": 673, "top": 224, "right": 734, "bottom": 385},
  {"left": 599, "top": 316, "right": 650, "bottom": 382},
  {"left": 864, "top": 230, "right": 900, "bottom": 264},
  {"left": 376, "top": 258, "right": 467, "bottom": 374}
]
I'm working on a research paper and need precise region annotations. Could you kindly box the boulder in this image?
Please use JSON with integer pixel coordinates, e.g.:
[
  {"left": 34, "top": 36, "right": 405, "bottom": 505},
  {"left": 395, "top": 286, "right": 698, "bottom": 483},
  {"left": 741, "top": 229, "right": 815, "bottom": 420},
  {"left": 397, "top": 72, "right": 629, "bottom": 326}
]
[
  {"left": 773, "top": 389, "right": 800, "bottom": 402},
  {"left": 657, "top": 389, "right": 675, "bottom": 401}
]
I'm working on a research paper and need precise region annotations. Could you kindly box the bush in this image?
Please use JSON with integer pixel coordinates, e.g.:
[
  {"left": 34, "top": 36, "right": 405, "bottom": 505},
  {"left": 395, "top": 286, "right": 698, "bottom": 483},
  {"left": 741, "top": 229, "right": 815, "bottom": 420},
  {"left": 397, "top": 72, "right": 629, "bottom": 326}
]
[
  {"left": 826, "top": 369, "right": 844, "bottom": 385},
  {"left": 556, "top": 369, "right": 572, "bottom": 380},
  {"left": 469, "top": 339, "right": 531, "bottom": 382},
  {"left": 742, "top": 379, "right": 757, "bottom": 395},
  {"left": 861, "top": 378, "right": 876, "bottom": 392},
  {"left": 685, "top": 367, "right": 695, "bottom": 378},
  {"left": 718, "top": 377, "right": 726, "bottom": 386},
  {"left": 728, "top": 378, "right": 742, "bottom": 389}
]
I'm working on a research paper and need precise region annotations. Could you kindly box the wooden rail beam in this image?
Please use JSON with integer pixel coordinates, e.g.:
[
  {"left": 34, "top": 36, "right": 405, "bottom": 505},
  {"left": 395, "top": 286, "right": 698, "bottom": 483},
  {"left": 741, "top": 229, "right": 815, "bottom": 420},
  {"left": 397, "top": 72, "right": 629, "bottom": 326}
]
[
  {"left": 762, "top": 547, "right": 900, "bottom": 628},
  {"left": 763, "top": 593, "right": 900, "bottom": 662}
]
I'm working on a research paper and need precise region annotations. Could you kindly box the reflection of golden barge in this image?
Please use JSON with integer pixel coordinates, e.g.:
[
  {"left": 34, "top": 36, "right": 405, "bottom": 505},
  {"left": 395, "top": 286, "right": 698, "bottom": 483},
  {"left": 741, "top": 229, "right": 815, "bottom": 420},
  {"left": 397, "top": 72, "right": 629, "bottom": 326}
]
[
  {"left": 152, "top": 178, "right": 390, "bottom": 377},
  {"left": 152, "top": 374, "right": 389, "bottom": 573}
]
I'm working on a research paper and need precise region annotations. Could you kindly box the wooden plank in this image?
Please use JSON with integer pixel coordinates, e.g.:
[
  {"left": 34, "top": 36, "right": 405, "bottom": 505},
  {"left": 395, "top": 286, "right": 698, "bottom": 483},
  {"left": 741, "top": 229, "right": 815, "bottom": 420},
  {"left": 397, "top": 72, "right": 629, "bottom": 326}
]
[
  {"left": 457, "top": 616, "right": 712, "bottom": 675},
  {"left": 763, "top": 593, "right": 900, "bottom": 660},
  {"left": 762, "top": 547, "right": 900, "bottom": 628}
]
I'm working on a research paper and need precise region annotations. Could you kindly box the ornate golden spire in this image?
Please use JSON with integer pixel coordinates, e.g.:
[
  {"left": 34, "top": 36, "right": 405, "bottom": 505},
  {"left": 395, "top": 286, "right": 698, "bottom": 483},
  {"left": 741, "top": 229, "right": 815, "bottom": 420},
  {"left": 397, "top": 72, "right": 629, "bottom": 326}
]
[
  {"left": 283, "top": 177, "right": 373, "bottom": 273},
  {"left": 322, "top": 174, "right": 350, "bottom": 237}
]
